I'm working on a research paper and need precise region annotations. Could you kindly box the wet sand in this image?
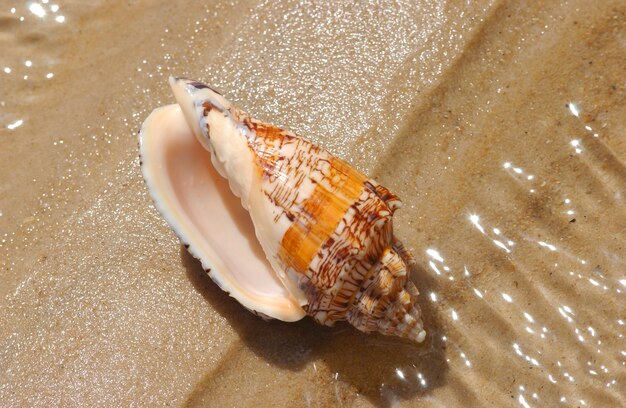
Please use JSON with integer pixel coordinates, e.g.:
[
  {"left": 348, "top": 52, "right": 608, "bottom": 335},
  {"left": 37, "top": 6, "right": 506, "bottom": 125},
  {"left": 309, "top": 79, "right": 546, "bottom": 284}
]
[{"left": 1, "top": 0, "right": 624, "bottom": 406}]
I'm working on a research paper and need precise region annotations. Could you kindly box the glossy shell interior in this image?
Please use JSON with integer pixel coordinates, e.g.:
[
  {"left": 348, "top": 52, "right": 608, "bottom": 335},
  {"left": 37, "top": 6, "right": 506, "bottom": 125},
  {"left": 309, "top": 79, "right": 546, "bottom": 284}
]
[{"left": 139, "top": 104, "right": 304, "bottom": 321}]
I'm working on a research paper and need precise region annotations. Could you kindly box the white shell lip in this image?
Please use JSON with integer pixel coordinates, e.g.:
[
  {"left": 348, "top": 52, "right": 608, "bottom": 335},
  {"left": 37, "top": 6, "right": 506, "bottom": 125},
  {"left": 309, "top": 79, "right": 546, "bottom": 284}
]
[{"left": 139, "top": 103, "right": 305, "bottom": 322}]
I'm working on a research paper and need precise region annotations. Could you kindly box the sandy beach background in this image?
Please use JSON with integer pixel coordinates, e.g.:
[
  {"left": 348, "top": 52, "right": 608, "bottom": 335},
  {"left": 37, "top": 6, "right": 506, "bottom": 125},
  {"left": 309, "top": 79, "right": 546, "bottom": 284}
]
[{"left": 1, "top": 1, "right": 624, "bottom": 406}]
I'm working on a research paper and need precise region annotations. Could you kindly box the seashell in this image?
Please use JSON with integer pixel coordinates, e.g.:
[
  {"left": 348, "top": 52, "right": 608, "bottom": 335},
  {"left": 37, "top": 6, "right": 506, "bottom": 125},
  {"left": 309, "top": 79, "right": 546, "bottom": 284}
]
[{"left": 139, "top": 77, "right": 426, "bottom": 343}]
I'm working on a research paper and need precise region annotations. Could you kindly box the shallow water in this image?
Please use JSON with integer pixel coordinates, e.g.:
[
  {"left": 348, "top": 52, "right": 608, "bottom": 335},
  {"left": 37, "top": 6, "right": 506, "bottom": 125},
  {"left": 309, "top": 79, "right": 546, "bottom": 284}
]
[{"left": 1, "top": 0, "right": 624, "bottom": 406}]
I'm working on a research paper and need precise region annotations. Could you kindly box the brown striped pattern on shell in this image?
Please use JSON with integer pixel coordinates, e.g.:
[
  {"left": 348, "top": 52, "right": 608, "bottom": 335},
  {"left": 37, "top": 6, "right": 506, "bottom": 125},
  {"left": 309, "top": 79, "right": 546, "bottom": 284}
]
[{"left": 238, "top": 117, "right": 424, "bottom": 341}]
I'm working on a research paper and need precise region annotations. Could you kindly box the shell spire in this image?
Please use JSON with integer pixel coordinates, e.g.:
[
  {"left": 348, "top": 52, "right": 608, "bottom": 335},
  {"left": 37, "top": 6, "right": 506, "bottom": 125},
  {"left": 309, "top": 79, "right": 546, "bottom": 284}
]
[{"left": 168, "top": 77, "right": 425, "bottom": 343}]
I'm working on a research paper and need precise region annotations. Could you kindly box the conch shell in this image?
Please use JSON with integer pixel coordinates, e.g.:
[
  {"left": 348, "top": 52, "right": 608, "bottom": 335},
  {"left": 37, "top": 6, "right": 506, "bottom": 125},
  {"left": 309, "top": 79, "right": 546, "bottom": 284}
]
[{"left": 139, "top": 78, "right": 426, "bottom": 343}]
